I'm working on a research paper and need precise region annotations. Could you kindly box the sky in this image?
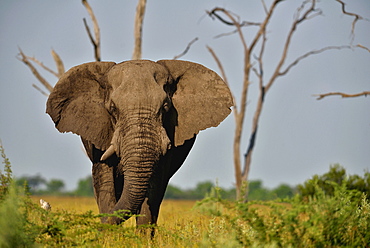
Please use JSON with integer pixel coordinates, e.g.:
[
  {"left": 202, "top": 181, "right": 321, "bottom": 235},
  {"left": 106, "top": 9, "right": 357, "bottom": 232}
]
[{"left": 0, "top": 0, "right": 369, "bottom": 191}]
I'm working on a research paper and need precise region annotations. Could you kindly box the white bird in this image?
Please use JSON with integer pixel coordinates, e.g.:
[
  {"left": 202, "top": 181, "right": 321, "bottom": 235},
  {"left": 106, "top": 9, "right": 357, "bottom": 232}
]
[{"left": 40, "top": 199, "right": 51, "bottom": 211}]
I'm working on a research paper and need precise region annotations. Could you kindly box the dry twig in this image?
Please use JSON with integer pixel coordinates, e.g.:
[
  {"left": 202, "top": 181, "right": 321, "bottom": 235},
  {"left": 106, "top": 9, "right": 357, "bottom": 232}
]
[
  {"left": 82, "top": 0, "right": 101, "bottom": 61},
  {"left": 357, "top": 44, "right": 370, "bottom": 53},
  {"left": 173, "top": 38, "right": 199, "bottom": 60},
  {"left": 32, "top": 84, "right": 49, "bottom": 97},
  {"left": 51, "top": 49, "right": 65, "bottom": 77},
  {"left": 279, "top": 45, "right": 350, "bottom": 77},
  {"left": 132, "top": 0, "right": 147, "bottom": 60},
  {"left": 315, "top": 91, "right": 370, "bottom": 100},
  {"left": 17, "top": 48, "right": 54, "bottom": 93},
  {"left": 206, "top": 46, "right": 236, "bottom": 115},
  {"left": 23, "top": 55, "right": 59, "bottom": 78},
  {"left": 335, "top": 0, "right": 363, "bottom": 40}
]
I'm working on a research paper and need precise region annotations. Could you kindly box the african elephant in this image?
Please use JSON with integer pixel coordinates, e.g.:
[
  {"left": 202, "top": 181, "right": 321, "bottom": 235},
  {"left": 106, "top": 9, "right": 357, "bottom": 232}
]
[{"left": 46, "top": 59, "right": 233, "bottom": 226}]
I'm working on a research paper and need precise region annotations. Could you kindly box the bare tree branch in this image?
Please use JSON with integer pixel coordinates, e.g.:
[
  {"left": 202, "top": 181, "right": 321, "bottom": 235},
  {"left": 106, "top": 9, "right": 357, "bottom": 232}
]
[
  {"left": 315, "top": 91, "right": 370, "bottom": 100},
  {"left": 207, "top": 9, "right": 260, "bottom": 27},
  {"left": 82, "top": 0, "right": 101, "bottom": 61},
  {"left": 279, "top": 45, "right": 350, "bottom": 76},
  {"left": 173, "top": 37, "right": 199, "bottom": 60},
  {"left": 357, "top": 44, "right": 370, "bottom": 53},
  {"left": 207, "top": 46, "right": 237, "bottom": 116},
  {"left": 17, "top": 48, "right": 54, "bottom": 93},
  {"left": 249, "top": 0, "right": 282, "bottom": 52},
  {"left": 214, "top": 30, "right": 239, "bottom": 39},
  {"left": 208, "top": 8, "right": 250, "bottom": 199},
  {"left": 207, "top": 3, "right": 282, "bottom": 200},
  {"left": 261, "top": 0, "right": 268, "bottom": 14},
  {"left": 51, "top": 49, "right": 65, "bottom": 77},
  {"left": 206, "top": 46, "right": 229, "bottom": 87},
  {"left": 265, "top": 0, "right": 319, "bottom": 93},
  {"left": 132, "top": 0, "right": 147, "bottom": 60},
  {"left": 243, "top": 33, "right": 267, "bottom": 182},
  {"left": 206, "top": 0, "right": 366, "bottom": 201},
  {"left": 32, "top": 84, "right": 49, "bottom": 97},
  {"left": 335, "top": 0, "right": 363, "bottom": 39},
  {"left": 20, "top": 53, "right": 59, "bottom": 78}
]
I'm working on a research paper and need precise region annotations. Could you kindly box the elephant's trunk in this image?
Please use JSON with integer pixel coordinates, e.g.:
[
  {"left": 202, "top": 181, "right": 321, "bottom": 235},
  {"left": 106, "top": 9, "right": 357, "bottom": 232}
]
[{"left": 106, "top": 111, "right": 170, "bottom": 224}]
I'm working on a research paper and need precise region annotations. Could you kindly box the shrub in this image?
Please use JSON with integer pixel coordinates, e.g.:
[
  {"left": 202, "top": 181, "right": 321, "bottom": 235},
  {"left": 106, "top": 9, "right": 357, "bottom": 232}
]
[
  {"left": 297, "top": 164, "right": 370, "bottom": 200},
  {"left": 196, "top": 180, "right": 370, "bottom": 247},
  {"left": 0, "top": 142, "right": 12, "bottom": 201}
]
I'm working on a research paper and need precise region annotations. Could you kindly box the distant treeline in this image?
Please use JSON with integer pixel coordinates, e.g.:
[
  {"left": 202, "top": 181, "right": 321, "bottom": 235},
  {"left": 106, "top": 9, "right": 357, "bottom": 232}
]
[
  {"left": 164, "top": 180, "right": 296, "bottom": 200},
  {"left": 14, "top": 174, "right": 295, "bottom": 200},
  {"left": 15, "top": 175, "right": 94, "bottom": 197},
  {"left": 15, "top": 164, "right": 370, "bottom": 201}
]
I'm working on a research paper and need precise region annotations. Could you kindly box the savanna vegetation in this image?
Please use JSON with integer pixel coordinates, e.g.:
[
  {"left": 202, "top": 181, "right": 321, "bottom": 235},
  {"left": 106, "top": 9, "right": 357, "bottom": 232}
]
[
  {"left": 1, "top": 143, "right": 370, "bottom": 247},
  {"left": 15, "top": 173, "right": 296, "bottom": 201}
]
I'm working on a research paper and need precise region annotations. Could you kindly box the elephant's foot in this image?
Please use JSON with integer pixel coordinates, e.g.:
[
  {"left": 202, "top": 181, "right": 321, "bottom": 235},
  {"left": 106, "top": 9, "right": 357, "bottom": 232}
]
[{"left": 136, "top": 224, "right": 156, "bottom": 238}]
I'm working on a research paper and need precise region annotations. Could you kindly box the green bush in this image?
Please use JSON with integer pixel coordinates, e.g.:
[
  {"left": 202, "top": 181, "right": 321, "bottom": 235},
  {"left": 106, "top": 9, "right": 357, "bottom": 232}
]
[
  {"left": 298, "top": 164, "right": 370, "bottom": 201},
  {"left": 0, "top": 143, "right": 37, "bottom": 247},
  {"left": 0, "top": 142, "right": 12, "bottom": 201},
  {"left": 197, "top": 180, "right": 370, "bottom": 247}
]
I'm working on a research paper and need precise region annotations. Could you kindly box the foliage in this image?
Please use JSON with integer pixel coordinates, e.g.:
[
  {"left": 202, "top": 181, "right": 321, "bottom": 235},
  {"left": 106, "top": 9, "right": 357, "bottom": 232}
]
[
  {"left": 74, "top": 175, "right": 94, "bottom": 197},
  {"left": 16, "top": 173, "right": 295, "bottom": 200},
  {"left": 2, "top": 144, "right": 370, "bottom": 246},
  {"left": 298, "top": 164, "right": 370, "bottom": 200},
  {"left": 0, "top": 183, "right": 38, "bottom": 247},
  {"left": 0, "top": 142, "right": 37, "bottom": 247},
  {"left": 164, "top": 180, "right": 294, "bottom": 200},
  {"left": 15, "top": 174, "right": 65, "bottom": 195},
  {"left": 0, "top": 142, "right": 12, "bottom": 201},
  {"left": 16, "top": 174, "right": 46, "bottom": 192},
  {"left": 196, "top": 181, "right": 370, "bottom": 247},
  {"left": 46, "top": 179, "right": 65, "bottom": 193}
]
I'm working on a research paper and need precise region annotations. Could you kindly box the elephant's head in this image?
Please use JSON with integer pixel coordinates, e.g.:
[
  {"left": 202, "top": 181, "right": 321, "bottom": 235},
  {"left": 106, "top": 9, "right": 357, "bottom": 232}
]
[{"left": 46, "top": 60, "right": 233, "bottom": 217}]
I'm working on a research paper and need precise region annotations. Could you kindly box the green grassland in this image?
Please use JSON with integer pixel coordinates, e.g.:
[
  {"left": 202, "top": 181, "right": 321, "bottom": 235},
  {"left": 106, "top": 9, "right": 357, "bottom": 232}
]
[
  {"left": 25, "top": 196, "right": 219, "bottom": 247},
  {"left": 1, "top": 184, "right": 368, "bottom": 247},
  {"left": 1, "top": 145, "right": 370, "bottom": 247}
]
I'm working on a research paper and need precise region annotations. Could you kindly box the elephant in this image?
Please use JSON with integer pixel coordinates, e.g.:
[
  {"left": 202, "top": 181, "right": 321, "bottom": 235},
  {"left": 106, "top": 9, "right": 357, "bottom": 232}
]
[{"left": 46, "top": 59, "right": 233, "bottom": 227}]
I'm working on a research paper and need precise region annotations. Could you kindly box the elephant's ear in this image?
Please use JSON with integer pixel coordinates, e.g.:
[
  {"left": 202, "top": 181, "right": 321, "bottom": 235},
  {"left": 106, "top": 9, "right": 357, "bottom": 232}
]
[
  {"left": 46, "top": 61, "right": 116, "bottom": 151},
  {"left": 157, "top": 60, "right": 233, "bottom": 147}
]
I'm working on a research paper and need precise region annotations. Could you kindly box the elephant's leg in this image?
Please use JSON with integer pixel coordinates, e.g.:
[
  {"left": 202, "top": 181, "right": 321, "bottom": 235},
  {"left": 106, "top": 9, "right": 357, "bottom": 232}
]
[
  {"left": 136, "top": 197, "right": 157, "bottom": 225},
  {"left": 136, "top": 137, "right": 196, "bottom": 228},
  {"left": 135, "top": 196, "right": 161, "bottom": 237},
  {"left": 136, "top": 168, "right": 168, "bottom": 227},
  {"left": 82, "top": 138, "right": 119, "bottom": 222},
  {"left": 92, "top": 162, "right": 117, "bottom": 222}
]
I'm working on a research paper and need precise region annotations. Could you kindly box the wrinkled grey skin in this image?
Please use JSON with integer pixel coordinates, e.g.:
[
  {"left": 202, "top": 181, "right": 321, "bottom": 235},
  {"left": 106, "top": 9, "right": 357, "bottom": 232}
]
[{"left": 46, "top": 60, "right": 233, "bottom": 226}]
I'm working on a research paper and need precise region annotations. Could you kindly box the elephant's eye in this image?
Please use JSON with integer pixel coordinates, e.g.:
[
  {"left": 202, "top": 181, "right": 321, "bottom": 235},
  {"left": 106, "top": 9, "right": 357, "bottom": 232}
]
[
  {"left": 109, "top": 101, "right": 117, "bottom": 115},
  {"left": 162, "top": 100, "right": 171, "bottom": 112}
]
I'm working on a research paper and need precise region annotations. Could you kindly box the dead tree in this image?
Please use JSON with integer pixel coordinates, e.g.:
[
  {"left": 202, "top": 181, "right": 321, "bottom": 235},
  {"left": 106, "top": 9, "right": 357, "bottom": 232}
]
[
  {"left": 207, "top": 0, "right": 367, "bottom": 201},
  {"left": 18, "top": 0, "right": 100, "bottom": 94},
  {"left": 19, "top": 0, "right": 147, "bottom": 93}
]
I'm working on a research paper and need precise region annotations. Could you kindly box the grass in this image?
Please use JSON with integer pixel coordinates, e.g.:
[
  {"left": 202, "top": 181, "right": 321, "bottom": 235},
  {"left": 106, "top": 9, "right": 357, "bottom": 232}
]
[
  {"left": 27, "top": 196, "right": 211, "bottom": 247},
  {"left": 30, "top": 196, "right": 199, "bottom": 229},
  {"left": 0, "top": 186, "right": 369, "bottom": 247},
  {"left": 0, "top": 184, "right": 366, "bottom": 247},
  {"left": 1, "top": 143, "right": 370, "bottom": 247}
]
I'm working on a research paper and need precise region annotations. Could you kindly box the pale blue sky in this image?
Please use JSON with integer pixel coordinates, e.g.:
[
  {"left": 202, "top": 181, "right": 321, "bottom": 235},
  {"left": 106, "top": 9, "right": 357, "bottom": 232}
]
[{"left": 0, "top": 0, "right": 369, "bottom": 190}]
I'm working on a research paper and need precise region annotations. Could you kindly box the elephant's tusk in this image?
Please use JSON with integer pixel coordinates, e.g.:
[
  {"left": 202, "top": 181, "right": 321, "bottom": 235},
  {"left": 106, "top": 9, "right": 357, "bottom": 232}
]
[{"left": 101, "top": 145, "right": 116, "bottom": 161}]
